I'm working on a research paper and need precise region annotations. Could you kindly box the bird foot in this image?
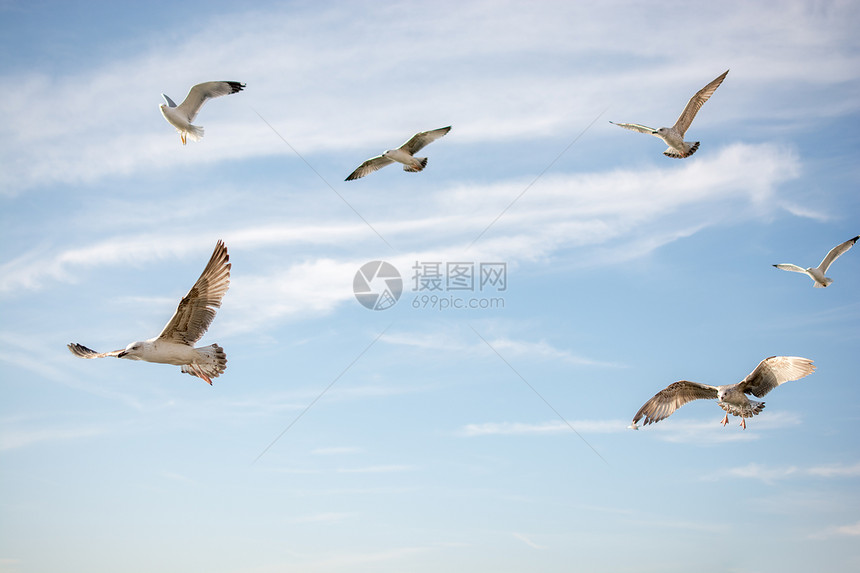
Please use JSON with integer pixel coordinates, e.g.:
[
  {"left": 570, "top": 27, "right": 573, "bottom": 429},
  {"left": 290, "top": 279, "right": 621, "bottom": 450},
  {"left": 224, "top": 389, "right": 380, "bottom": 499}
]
[
  {"left": 720, "top": 413, "right": 729, "bottom": 426},
  {"left": 181, "top": 133, "right": 187, "bottom": 145},
  {"left": 740, "top": 418, "right": 746, "bottom": 430}
]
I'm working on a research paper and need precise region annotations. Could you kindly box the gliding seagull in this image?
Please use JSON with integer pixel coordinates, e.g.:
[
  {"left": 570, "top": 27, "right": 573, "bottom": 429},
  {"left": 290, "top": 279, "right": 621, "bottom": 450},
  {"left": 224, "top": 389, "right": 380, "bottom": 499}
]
[
  {"left": 68, "top": 240, "right": 231, "bottom": 384},
  {"left": 345, "top": 126, "right": 451, "bottom": 180},
  {"left": 630, "top": 356, "right": 815, "bottom": 430},
  {"left": 611, "top": 70, "right": 728, "bottom": 158},
  {"left": 773, "top": 235, "right": 858, "bottom": 288},
  {"left": 159, "top": 81, "right": 245, "bottom": 145}
]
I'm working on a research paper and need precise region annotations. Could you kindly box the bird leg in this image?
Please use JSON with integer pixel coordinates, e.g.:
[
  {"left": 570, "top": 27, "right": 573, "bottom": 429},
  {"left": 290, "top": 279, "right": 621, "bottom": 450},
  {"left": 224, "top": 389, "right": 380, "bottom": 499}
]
[
  {"left": 720, "top": 413, "right": 729, "bottom": 426},
  {"left": 181, "top": 132, "right": 187, "bottom": 145},
  {"left": 739, "top": 418, "right": 747, "bottom": 430}
]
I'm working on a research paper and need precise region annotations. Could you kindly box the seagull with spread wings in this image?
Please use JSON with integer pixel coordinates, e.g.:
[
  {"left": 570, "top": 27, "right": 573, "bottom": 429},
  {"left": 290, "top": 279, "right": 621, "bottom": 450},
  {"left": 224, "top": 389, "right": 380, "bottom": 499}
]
[
  {"left": 345, "top": 126, "right": 451, "bottom": 180},
  {"left": 68, "top": 241, "right": 231, "bottom": 384},
  {"left": 611, "top": 70, "right": 728, "bottom": 158},
  {"left": 773, "top": 235, "right": 858, "bottom": 288},
  {"left": 159, "top": 81, "right": 245, "bottom": 145},
  {"left": 630, "top": 356, "right": 815, "bottom": 430}
]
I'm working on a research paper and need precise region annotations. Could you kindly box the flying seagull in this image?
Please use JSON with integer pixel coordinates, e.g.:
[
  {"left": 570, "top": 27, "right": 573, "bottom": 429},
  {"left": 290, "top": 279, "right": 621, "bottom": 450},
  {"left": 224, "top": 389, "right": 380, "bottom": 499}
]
[
  {"left": 68, "top": 240, "right": 231, "bottom": 384},
  {"left": 773, "top": 235, "right": 858, "bottom": 288},
  {"left": 610, "top": 69, "right": 728, "bottom": 158},
  {"left": 629, "top": 356, "right": 815, "bottom": 430},
  {"left": 159, "top": 81, "right": 245, "bottom": 145},
  {"left": 345, "top": 126, "right": 451, "bottom": 181}
]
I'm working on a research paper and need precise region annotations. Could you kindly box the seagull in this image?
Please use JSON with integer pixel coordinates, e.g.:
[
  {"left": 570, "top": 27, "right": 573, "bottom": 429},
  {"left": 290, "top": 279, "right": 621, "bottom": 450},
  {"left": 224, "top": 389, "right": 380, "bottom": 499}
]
[
  {"left": 630, "top": 356, "right": 815, "bottom": 430},
  {"left": 159, "top": 81, "right": 245, "bottom": 145},
  {"left": 345, "top": 126, "right": 451, "bottom": 181},
  {"left": 68, "top": 240, "right": 231, "bottom": 384},
  {"left": 610, "top": 69, "right": 728, "bottom": 158},
  {"left": 773, "top": 235, "right": 858, "bottom": 288}
]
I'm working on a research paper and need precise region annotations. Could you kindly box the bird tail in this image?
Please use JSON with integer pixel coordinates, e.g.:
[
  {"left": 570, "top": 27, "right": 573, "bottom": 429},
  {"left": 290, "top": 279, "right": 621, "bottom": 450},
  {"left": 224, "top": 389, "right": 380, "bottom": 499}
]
[
  {"left": 403, "top": 157, "right": 428, "bottom": 172},
  {"left": 719, "top": 400, "right": 765, "bottom": 418},
  {"left": 663, "top": 141, "right": 699, "bottom": 159},
  {"left": 182, "top": 343, "right": 227, "bottom": 384},
  {"left": 185, "top": 124, "right": 205, "bottom": 142}
]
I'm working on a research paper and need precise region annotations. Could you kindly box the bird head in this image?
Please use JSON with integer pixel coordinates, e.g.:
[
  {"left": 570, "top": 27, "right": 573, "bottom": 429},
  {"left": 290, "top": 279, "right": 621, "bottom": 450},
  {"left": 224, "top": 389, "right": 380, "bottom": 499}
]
[
  {"left": 655, "top": 127, "right": 667, "bottom": 135},
  {"left": 118, "top": 341, "right": 145, "bottom": 360}
]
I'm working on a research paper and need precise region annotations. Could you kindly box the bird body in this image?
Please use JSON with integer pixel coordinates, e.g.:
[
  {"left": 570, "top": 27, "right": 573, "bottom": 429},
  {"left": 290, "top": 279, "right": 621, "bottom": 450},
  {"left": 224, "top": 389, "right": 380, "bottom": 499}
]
[
  {"left": 611, "top": 69, "right": 728, "bottom": 158},
  {"left": 159, "top": 81, "right": 245, "bottom": 145},
  {"left": 69, "top": 240, "right": 231, "bottom": 384},
  {"left": 773, "top": 235, "right": 858, "bottom": 288},
  {"left": 630, "top": 356, "right": 815, "bottom": 430}
]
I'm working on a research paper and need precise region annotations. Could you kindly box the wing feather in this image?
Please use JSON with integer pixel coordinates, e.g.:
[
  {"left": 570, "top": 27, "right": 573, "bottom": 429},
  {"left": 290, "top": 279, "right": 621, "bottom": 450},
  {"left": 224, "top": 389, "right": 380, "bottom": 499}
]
[
  {"left": 671, "top": 70, "right": 728, "bottom": 136},
  {"left": 610, "top": 121, "right": 657, "bottom": 135},
  {"left": 345, "top": 155, "right": 395, "bottom": 181},
  {"left": 67, "top": 343, "right": 124, "bottom": 359},
  {"left": 632, "top": 380, "right": 718, "bottom": 426},
  {"left": 176, "top": 81, "right": 245, "bottom": 123},
  {"left": 401, "top": 126, "right": 451, "bottom": 155},
  {"left": 737, "top": 356, "right": 815, "bottom": 398},
  {"left": 818, "top": 235, "right": 858, "bottom": 273},
  {"left": 773, "top": 263, "right": 807, "bottom": 274},
  {"left": 157, "top": 241, "right": 231, "bottom": 345}
]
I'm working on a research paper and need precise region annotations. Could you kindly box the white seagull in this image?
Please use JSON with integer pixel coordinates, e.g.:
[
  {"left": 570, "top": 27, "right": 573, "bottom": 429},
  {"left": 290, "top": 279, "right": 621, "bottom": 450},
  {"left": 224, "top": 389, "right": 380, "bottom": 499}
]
[
  {"left": 159, "top": 81, "right": 245, "bottom": 145},
  {"left": 629, "top": 356, "right": 815, "bottom": 430},
  {"left": 610, "top": 69, "right": 728, "bottom": 158},
  {"left": 345, "top": 126, "right": 451, "bottom": 181},
  {"left": 68, "top": 240, "right": 231, "bottom": 385},
  {"left": 773, "top": 235, "right": 858, "bottom": 288}
]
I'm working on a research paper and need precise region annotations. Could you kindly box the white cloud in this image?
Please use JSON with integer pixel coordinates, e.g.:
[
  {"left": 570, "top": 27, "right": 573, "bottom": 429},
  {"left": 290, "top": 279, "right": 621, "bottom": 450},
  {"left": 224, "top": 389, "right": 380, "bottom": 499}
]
[
  {"left": 2, "top": 1, "right": 856, "bottom": 195},
  {"left": 460, "top": 419, "right": 627, "bottom": 437},
  {"left": 707, "top": 461, "right": 860, "bottom": 484}
]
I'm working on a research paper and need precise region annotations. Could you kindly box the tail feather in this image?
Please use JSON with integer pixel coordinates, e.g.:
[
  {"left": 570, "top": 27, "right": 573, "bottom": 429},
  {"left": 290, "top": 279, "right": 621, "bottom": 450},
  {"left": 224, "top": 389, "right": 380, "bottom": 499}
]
[
  {"left": 403, "top": 157, "right": 428, "bottom": 172},
  {"left": 663, "top": 141, "right": 699, "bottom": 159},
  {"left": 185, "top": 124, "right": 205, "bottom": 142},
  {"left": 182, "top": 343, "right": 227, "bottom": 384}
]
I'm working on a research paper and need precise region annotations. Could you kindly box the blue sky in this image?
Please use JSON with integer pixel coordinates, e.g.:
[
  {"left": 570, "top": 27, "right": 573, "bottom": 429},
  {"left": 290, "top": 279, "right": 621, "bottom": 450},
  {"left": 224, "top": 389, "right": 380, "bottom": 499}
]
[{"left": 1, "top": 0, "right": 859, "bottom": 571}]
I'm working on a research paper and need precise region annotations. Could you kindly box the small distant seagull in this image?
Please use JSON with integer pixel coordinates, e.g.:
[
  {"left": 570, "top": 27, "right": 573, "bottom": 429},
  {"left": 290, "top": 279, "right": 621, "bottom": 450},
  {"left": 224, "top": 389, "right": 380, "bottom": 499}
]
[
  {"left": 610, "top": 70, "right": 728, "bottom": 158},
  {"left": 345, "top": 126, "right": 451, "bottom": 181},
  {"left": 159, "top": 81, "right": 245, "bottom": 145},
  {"left": 629, "top": 356, "right": 815, "bottom": 430},
  {"left": 773, "top": 235, "right": 858, "bottom": 288},
  {"left": 68, "top": 241, "right": 231, "bottom": 384}
]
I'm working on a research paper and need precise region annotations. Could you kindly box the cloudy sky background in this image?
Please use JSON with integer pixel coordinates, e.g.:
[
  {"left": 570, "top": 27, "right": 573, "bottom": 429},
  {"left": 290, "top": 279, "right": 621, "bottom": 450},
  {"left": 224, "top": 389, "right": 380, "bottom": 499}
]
[{"left": 1, "top": 1, "right": 859, "bottom": 572}]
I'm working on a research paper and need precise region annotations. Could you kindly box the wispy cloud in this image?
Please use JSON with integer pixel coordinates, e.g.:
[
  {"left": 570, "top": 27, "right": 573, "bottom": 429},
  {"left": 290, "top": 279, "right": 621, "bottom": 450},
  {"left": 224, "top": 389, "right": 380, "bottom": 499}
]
[
  {"left": 0, "top": 425, "right": 106, "bottom": 451},
  {"left": 460, "top": 419, "right": 627, "bottom": 437},
  {"left": 707, "top": 461, "right": 860, "bottom": 485},
  {"left": 512, "top": 532, "right": 546, "bottom": 550}
]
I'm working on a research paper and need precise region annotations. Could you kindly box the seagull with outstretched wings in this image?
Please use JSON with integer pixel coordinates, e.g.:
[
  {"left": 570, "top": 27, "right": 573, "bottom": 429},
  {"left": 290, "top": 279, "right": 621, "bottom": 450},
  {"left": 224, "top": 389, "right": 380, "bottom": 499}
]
[
  {"left": 345, "top": 126, "right": 451, "bottom": 180},
  {"left": 611, "top": 70, "right": 728, "bottom": 158},
  {"left": 630, "top": 356, "right": 815, "bottom": 430},
  {"left": 773, "top": 235, "right": 858, "bottom": 288},
  {"left": 69, "top": 240, "right": 231, "bottom": 384},
  {"left": 159, "top": 81, "right": 245, "bottom": 144}
]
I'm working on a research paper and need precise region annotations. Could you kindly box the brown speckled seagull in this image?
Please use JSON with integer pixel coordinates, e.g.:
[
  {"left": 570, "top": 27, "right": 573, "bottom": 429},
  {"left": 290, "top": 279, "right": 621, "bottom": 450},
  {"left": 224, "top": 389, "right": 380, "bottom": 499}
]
[
  {"left": 630, "top": 356, "right": 815, "bottom": 430},
  {"left": 611, "top": 69, "right": 728, "bottom": 158},
  {"left": 68, "top": 240, "right": 231, "bottom": 384}
]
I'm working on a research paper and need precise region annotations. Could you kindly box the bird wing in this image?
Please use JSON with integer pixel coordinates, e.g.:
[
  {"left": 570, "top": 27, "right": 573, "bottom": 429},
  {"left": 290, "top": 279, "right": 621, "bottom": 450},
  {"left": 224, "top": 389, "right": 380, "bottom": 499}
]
[
  {"left": 631, "top": 380, "right": 719, "bottom": 426},
  {"left": 161, "top": 93, "right": 178, "bottom": 108},
  {"left": 609, "top": 121, "right": 657, "bottom": 135},
  {"left": 737, "top": 356, "right": 815, "bottom": 398},
  {"left": 156, "top": 240, "right": 231, "bottom": 345},
  {"left": 400, "top": 126, "right": 452, "bottom": 155},
  {"left": 671, "top": 69, "right": 729, "bottom": 136},
  {"left": 773, "top": 263, "right": 807, "bottom": 274},
  {"left": 345, "top": 155, "right": 395, "bottom": 181},
  {"left": 818, "top": 235, "right": 859, "bottom": 273},
  {"left": 67, "top": 343, "right": 124, "bottom": 359},
  {"left": 176, "top": 81, "right": 245, "bottom": 122}
]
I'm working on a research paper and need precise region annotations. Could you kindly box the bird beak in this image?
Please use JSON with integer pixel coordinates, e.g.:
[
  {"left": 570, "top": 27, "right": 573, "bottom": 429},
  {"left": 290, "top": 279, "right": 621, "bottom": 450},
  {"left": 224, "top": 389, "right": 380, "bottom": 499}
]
[{"left": 117, "top": 351, "right": 127, "bottom": 358}]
